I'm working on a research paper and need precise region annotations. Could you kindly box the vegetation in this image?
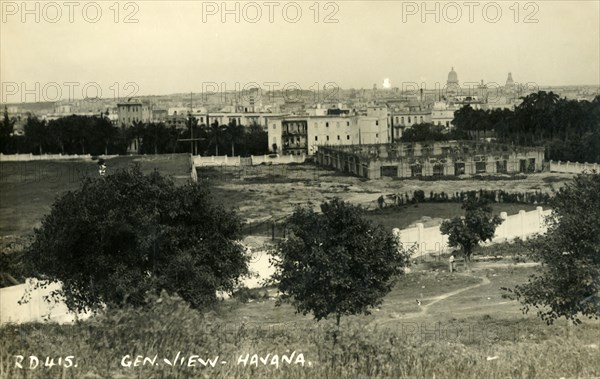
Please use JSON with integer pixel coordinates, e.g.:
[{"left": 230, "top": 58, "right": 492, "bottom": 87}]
[
  {"left": 440, "top": 196, "right": 503, "bottom": 269},
  {"left": 508, "top": 172, "right": 600, "bottom": 324},
  {"left": 452, "top": 92, "right": 600, "bottom": 163},
  {"left": 24, "top": 165, "right": 250, "bottom": 312},
  {"left": 271, "top": 199, "right": 412, "bottom": 330},
  {"left": 1, "top": 266, "right": 599, "bottom": 379},
  {"left": 0, "top": 112, "right": 270, "bottom": 156}
]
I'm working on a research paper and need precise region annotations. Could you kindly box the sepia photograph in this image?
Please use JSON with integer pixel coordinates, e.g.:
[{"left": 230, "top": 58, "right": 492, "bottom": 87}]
[{"left": 1, "top": 1, "right": 599, "bottom": 378}]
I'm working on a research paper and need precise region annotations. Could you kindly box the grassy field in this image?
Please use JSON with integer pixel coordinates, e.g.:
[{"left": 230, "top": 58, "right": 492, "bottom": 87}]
[
  {"left": 0, "top": 155, "right": 191, "bottom": 237},
  {"left": 1, "top": 263, "right": 598, "bottom": 379},
  {"left": 0, "top": 159, "right": 595, "bottom": 378}
]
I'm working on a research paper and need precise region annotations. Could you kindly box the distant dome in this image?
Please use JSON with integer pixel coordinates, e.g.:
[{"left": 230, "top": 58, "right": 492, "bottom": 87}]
[{"left": 447, "top": 67, "right": 459, "bottom": 84}]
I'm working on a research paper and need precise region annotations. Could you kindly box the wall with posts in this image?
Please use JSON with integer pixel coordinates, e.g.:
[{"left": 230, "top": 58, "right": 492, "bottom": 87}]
[
  {"left": 0, "top": 153, "right": 95, "bottom": 162},
  {"left": 192, "top": 154, "right": 306, "bottom": 167},
  {"left": 393, "top": 206, "right": 552, "bottom": 256},
  {"left": 250, "top": 154, "right": 306, "bottom": 165},
  {"left": 549, "top": 160, "right": 600, "bottom": 174},
  {"left": 193, "top": 155, "right": 242, "bottom": 167},
  {"left": 0, "top": 279, "right": 91, "bottom": 325}
]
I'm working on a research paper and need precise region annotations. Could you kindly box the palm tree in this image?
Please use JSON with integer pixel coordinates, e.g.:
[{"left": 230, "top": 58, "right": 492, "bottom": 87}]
[
  {"left": 206, "top": 121, "right": 227, "bottom": 156},
  {"left": 225, "top": 121, "right": 246, "bottom": 156}
]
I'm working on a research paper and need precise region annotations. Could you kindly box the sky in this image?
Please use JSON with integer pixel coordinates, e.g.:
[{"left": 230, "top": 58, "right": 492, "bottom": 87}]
[{"left": 1, "top": 0, "right": 599, "bottom": 102}]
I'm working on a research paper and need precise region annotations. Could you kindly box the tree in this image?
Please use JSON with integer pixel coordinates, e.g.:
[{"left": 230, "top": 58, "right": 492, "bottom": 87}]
[
  {"left": 225, "top": 121, "right": 245, "bottom": 156},
  {"left": 206, "top": 121, "right": 227, "bottom": 156},
  {"left": 400, "top": 123, "right": 448, "bottom": 142},
  {"left": 507, "top": 173, "right": 600, "bottom": 324},
  {"left": 24, "top": 165, "right": 250, "bottom": 312},
  {"left": 271, "top": 199, "right": 411, "bottom": 334},
  {"left": 0, "top": 106, "right": 16, "bottom": 153},
  {"left": 440, "top": 196, "right": 503, "bottom": 269}
]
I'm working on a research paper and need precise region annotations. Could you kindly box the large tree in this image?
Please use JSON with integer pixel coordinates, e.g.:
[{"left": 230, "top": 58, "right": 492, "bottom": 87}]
[
  {"left": 507, "top": 173, "right": 600, "bottom": 324},
  {"left": 25, "top": 165, "right": 250, "bottom": 312},
  {"left": 271, "top": 199, "right": 412, "bottom": 330},
  {"left": 440, "top": 196, "right": 503, "bottom": 269},
  {"left": 0, "top": 106, "right": 16, "bottom": 153}
]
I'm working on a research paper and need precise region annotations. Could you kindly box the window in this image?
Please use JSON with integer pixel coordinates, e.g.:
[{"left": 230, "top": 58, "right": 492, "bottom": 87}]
[
  {"left": 315, "top": 136, "right": 318, "bottom": 141},
  {"left": 346, "top": 121, "right": 350, "bottom": 126},
  {"left": 376, "top": 133, "right": 379, "bottom": 138},
  {"left": 496, "top": 160, "right": 507, "bottom": 173},
  {"left": 337, "top": 135, "right": 340, "bottom": 140},
  {"left": 408, "top": 117, "right": 411, "bottom": 123},
  {"left": 272, "top": 124, "right": 276, "bottom": 129},
  {"left": 476, "top": 162, "right": 486, "bottom": 173},
  {"left": 455, "top": 162, "right": 465, "bottom": 175},
  {"left": 326, "top": 136, "right": 330, "bottom": 141},
  {"left": 401, "top": 117, "right": 404, "bottom": 124},
  {"left": 411, "top": 164, "right": 422, "bottom": 177},
  {"left": 326, "top": 122, "right": 329, "bottom": 127},
  {"left": 376, "top": 120, "right": 379, "bottom": 126},
  {"left": 395, "top": 117, "right": 399, "bottom": 123},
  {"left": 528, "top": 158, "right": 536, "bottom": 172},
  {"left": 347, "top": 135, "right": 350, "bottom": 140}
]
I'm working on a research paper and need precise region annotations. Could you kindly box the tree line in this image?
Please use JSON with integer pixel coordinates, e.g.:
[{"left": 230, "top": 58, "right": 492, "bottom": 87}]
[
  {"left": 400, "top": 92, "right": 600, "bottom": 163},
  {"left": 0, "top": 109, "right": 269, "bottom": 156}
]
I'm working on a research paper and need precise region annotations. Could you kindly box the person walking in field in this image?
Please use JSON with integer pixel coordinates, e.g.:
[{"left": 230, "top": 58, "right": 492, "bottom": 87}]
[
  {"left": 98, "top": 159, "right": 107, "bottom": 177},
  {"left": 449, "top": 254, "right": 455, "bottom": 273}
]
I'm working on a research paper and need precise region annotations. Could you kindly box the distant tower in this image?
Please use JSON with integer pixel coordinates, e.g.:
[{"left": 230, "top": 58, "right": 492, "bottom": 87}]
[
  {"left": 505, "top": 72, "right": 516, "bottom": 102},
  {"left": 446, "top": 67, "right": 460, "bottom": 97},
  {"left": 478, "top": 80, "right": 488, "bottom": 102}
]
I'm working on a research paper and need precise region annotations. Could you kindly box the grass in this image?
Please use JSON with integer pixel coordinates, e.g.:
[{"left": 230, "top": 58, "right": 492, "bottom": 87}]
[
  {"left": 1, "top": 265, "right": 599, "bottom": 379},
  {"left": 0, "top": 155, "right": 191, "bottom": 237}
]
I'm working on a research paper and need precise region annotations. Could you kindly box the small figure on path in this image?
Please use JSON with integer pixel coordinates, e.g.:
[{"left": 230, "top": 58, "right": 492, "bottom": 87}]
[
  {"left": 449, "top": 254, "right": 455, "bottom": 273},
  {"left": 98, "top": 159, "right": 107, "bottom": 177}
]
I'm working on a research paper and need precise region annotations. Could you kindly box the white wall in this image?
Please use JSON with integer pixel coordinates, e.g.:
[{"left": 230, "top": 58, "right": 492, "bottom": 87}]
[
  {"left": 0, "top": 153, "right": 94, "bottom": 162},
  {"left": 0, "top": 279, "right": 91, "bottom": 325},
  {"left": 549, "top": 161, "right": 600, "bottom": 174},
  {"left": 192, "top": 155, "right": 305, "bottom": 167},
  {"left": 394, "top": 206, "right": 551, "bottom": 256}
]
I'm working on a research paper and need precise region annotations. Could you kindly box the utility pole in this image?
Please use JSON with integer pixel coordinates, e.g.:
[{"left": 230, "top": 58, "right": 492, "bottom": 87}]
[{"left": 190, "top": 92, "right": 194, "bottom": 155}]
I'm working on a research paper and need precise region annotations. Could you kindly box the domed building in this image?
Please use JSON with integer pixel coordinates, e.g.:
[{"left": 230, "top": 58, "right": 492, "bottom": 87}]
[{"left": 446, "top": 67, "right": 460, "bottom": 96}]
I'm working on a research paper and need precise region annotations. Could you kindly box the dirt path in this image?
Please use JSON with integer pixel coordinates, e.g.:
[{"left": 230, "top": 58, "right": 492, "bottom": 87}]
[
  {"left": 404, "top": 274, "right": 490, "bottom": 319},
  {"left": 373, "top": 273, "right": 492, "bottom": 326}
]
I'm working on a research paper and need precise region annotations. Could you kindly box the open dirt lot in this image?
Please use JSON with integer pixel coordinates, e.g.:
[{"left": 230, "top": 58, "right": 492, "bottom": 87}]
[{"left": 200, "top": 163, "right": 571, "bottom": 225}]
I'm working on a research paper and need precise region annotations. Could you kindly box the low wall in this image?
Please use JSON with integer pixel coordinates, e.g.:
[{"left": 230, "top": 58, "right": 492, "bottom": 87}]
[
  {"left": 192, "top": 155, "right": 242, "bottom": 167},
  {"left": 0, "top": 153, "right": 95, "bottom": 162},
  {"left": 250, "top": 154, "right": 306, "bottom": 165},
  {"left": 549, "top": 160, "right": 600, "bottom": 174},
  {"left": 192, "top": 154, "right": 306, "bottom": 167},
  {"left": 394, "top": 206, "right": 551, "bottom": 256},
  {"left": 0, "top": 279, "right": 91, "bottom": 325}
]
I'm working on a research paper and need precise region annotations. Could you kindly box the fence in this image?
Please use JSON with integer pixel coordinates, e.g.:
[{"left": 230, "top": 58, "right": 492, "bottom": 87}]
[
  {"left": 0, "top": 153, "right": 95, "bottom": 162},
  {"left": 549, "top": 160, "right": 600, "bottom": 174},
  {"left": 0, "top": 279, "right": 91, "bottom": 325},
  {"left": 393, "top": 206, "right": 552, "bottom": 256},
  {"left": 192, "top": 154, "right": 306, "bottom": 168}
]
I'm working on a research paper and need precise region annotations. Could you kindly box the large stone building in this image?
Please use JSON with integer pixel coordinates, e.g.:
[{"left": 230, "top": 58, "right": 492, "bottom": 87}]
[
  {"left": 268, "top": 106, "right": 390, "bottom": 155},
  {"left": 316, "top": 141, "right": 545, "bottom": 179},
  {"left": 117, "top": 100, "right": 152, "bottom": 127}
]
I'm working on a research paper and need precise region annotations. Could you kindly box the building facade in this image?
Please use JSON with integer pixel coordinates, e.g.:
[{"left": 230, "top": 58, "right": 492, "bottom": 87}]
[{"left": 316, "top": 141, "right": 545, "bottom": 179}]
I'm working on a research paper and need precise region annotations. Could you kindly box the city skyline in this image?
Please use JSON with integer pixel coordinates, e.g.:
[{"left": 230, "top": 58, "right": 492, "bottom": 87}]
[{"left": 1, "top": 1, "right": 599, "bottom": 101}]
